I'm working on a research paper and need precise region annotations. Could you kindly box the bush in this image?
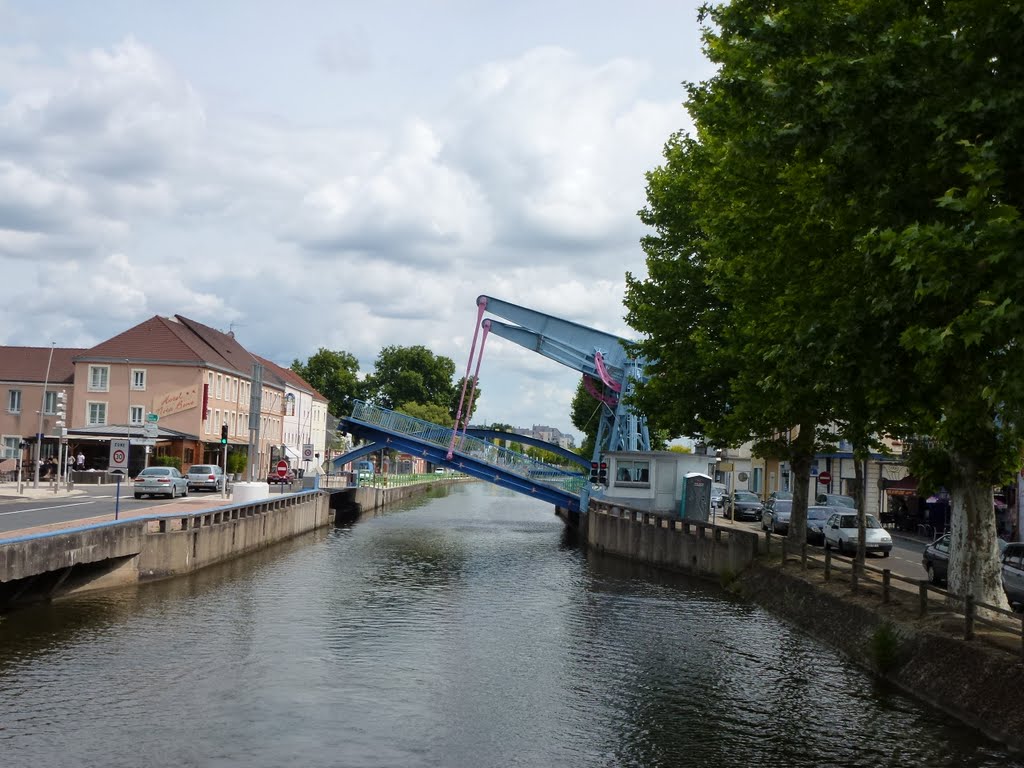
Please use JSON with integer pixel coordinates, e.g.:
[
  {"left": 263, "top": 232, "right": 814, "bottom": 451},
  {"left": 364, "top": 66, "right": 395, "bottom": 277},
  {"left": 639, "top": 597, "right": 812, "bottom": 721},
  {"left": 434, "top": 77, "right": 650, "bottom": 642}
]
[
  {"left": 868, "top": 623, "right": 901, "bottom": 674},
  {"left": 227, "top": 451, "right": 247, "bottom": 474},
  {"left": 152, "top": 455, "right": 181, "bottom": 470}
]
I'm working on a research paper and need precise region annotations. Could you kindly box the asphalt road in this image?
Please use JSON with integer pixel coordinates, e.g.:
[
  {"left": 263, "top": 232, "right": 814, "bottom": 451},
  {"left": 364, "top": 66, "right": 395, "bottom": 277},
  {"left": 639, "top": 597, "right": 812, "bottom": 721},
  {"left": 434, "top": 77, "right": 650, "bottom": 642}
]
[
  {"left": 728, "top": 515, "right": 930, "bottom": 583},
  {"left": 0, "top": 486, "right": 231, "bottom": 535}
]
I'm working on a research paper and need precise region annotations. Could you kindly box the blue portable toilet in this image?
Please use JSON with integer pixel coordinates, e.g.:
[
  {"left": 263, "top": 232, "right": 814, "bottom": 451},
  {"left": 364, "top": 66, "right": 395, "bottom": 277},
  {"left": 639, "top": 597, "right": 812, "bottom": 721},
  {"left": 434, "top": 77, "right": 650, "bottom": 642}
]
[{"left": 679, "top": 472, "right": 712, "bottom": 522}]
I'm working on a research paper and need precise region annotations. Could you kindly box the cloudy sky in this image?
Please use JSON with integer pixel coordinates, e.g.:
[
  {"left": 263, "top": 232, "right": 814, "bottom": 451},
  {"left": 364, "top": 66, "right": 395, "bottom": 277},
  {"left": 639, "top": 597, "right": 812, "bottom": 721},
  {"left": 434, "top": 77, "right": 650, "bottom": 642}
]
[{"left": 1, "top": 0, "right": 712, "bottom": 439}]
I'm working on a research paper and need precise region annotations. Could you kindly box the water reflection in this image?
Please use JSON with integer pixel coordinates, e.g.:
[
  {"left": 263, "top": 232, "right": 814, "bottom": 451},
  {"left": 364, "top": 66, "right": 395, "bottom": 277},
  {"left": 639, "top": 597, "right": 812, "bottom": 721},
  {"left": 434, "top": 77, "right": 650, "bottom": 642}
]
[{"left": 0, "top": 483, "right": 1019, "bottom": 768}]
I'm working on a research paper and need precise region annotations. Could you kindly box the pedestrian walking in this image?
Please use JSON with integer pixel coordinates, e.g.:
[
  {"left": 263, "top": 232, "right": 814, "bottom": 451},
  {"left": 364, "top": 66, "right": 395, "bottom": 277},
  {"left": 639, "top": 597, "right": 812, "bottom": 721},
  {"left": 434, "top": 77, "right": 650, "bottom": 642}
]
[{"left": 76, "top": 450, "right": 85, "bottom": 470}]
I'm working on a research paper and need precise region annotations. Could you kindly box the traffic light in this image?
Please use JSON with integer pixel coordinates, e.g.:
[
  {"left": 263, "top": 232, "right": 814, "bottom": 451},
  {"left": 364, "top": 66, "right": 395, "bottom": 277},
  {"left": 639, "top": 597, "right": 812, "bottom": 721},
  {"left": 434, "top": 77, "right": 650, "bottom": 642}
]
[
  {"left": 220, "top": 424, "right": 228, "bottom": 444},
  {"left": 589, "top": 462, "right": 599, "bottom": 484},
  {"left": 598, "top": 462, "right": 608, "bottom": 486}
]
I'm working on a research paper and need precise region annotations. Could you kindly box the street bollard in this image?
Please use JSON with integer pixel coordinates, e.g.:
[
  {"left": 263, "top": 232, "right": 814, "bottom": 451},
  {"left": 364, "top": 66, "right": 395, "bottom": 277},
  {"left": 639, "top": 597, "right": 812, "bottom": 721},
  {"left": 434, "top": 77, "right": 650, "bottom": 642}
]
[{"left": 882, "top": 569, "right": 891, "bottom": 603}]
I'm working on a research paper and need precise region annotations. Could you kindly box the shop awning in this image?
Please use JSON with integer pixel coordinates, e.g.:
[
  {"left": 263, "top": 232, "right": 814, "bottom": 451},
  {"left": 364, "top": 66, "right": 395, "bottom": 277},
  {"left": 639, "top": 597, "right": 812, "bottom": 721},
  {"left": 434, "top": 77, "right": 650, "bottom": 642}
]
[
  {"left": 284, "top": 445, "right": 301, "bottom": 459},
  {"left": 884, "top": 475, "right": 918, "bottom": 497}
]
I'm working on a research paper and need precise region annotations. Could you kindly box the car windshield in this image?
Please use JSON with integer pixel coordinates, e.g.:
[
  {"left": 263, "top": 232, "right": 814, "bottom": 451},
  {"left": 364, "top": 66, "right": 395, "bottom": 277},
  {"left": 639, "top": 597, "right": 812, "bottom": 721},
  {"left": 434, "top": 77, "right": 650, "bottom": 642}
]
[
  {"left": 773, "top": 492, "right": 793, "bottom": 500},
  {"left": 735, "top": 492, "right": 758, "bottom": 502},
  {"left": 773, "top": 501, "right": 792, "bottom": 513},
  {"left": 830, "top": 496, "right": 856, "bottom": 507},
  {"left": 190, "top": 466, "right": 215, "bottom": 473},
  {"left": 139, "top": 468, "right": 170, "bottom": 476},
  {"left": 807, "top": 507, "right": 831, "bottom": 521},
  {"left": 839, "top": 514, "right": 882, "bottom": 529}
]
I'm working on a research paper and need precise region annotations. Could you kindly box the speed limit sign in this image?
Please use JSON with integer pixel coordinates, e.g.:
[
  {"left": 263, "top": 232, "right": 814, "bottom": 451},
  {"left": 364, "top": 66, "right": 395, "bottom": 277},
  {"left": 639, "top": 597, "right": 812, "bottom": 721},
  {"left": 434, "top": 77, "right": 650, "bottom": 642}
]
[{"left": 109, "top": 439, "right": 130, "bottom": 473}]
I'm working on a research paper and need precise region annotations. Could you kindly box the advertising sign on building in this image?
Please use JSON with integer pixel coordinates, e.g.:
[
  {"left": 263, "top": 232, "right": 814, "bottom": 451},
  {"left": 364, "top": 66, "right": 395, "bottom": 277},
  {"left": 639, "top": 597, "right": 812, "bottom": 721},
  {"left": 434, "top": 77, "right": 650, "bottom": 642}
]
[{"left": 153, "top": 385, "right": 200, "bottom": 418}]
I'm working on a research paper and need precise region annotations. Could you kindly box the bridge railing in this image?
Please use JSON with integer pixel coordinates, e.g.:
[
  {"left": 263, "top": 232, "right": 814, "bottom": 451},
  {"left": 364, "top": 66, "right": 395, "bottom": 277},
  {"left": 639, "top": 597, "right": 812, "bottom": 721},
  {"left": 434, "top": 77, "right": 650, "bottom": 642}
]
[{"left": 350, "top": 401, "right": 585, "bottom": 495}]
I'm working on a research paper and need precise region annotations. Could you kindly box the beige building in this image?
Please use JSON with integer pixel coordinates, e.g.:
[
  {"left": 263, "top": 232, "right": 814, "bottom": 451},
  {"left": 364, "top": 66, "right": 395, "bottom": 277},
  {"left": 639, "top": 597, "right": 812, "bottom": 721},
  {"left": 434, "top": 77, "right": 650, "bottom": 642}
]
[{"left": 0, "top": 315, "right": 332, "bottom": 480}]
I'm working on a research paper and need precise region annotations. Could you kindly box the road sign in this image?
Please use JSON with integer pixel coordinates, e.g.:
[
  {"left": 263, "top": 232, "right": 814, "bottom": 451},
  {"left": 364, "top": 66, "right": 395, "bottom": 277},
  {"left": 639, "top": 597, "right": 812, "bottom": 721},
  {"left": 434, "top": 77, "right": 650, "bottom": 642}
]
[
  {"left": 302, "top": 444, "right": 314, "bottom": 462},
  {"left": 718, "top": 461, "right": 735, "bottom": 472},
  {"left": 143, "top": 422, "right": 159, "bottom": 438},
  {"left": 146, "top": 413, "right": 159, "bottom": 423},
  {"left": 109, "top": 439, "right": 130, "bottom": 473},
  {"left": 809, "top": 465, "right": 819, "bottom": 476},
  {"left": 818, "top": 470, "right": 832, "bottom": 484},
  {"left": 130, "top": 438, "right": 156, "bottom": 446},
  {"left": 276, "top": 459, "right": 289, "bottom": 478}
]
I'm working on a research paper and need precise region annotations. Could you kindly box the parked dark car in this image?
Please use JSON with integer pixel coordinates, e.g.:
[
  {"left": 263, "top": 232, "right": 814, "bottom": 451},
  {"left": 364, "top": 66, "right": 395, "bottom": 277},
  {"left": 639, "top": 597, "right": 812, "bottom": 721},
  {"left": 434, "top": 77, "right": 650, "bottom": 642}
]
[
  {"left": 1002, "top": 543, "right": 1024, "bottom": 606},
  {"left": 763, "top": 500, "right": 792, "bottom": 534},
  {"left": 922, "top": 533, "right": 950, "bottom": 585},
  {"left": 805, "top": 505, "right": 834, "bottom": 545},
  {"left": 730, "top": 490, "right": 764, "bottom": 521}
]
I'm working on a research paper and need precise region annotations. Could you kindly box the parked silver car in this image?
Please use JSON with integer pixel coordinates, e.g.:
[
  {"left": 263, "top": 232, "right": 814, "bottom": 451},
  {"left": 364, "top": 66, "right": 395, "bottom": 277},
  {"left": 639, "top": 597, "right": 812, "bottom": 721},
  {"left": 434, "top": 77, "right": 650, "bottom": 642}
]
[
  {"left": 186, "top": 464, "right": 225, "bottom": 492},
  {"left": 134, "top": 466, "right": 189, "bottom": 499}
]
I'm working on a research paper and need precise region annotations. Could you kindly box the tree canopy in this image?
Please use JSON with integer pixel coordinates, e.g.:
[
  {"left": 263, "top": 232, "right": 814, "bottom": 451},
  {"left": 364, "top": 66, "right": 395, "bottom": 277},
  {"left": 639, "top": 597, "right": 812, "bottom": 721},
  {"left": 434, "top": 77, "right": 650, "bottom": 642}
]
[
  {"left": 625, "top": 0, "right": 1024, "bottom": 604},
  {"left": 364, "top": 345, "right": 457, "bottom": 412},
  {"left": 290, "top": 348, "right": 361, "bottom": 418}
]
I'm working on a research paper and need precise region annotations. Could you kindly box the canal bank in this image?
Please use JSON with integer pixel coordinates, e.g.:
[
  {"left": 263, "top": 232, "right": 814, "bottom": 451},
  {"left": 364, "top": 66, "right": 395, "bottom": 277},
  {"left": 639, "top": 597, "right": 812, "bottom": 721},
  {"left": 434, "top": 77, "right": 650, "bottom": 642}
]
[
  {"left": 0, "top": 478, "right": 461, "bottom": 609},
  {"left": 572, "top": 499, "right": 1024, "bottom": 752}
]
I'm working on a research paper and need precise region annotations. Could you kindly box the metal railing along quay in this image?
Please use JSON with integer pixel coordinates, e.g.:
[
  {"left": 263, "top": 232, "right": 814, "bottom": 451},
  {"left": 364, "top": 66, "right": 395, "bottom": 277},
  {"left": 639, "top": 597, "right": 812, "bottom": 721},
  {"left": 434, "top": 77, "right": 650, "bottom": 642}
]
[{"left": 769, "top": 533, "right": 1024, "bottom": 659}]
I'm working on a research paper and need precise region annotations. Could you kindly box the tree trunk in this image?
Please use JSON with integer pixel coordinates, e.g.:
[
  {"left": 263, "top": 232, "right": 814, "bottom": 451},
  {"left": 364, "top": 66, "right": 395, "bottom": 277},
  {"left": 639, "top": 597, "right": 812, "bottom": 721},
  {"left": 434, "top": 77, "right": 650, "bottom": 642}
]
[
  {"left": 854, "top": 456, "right": 867, "bottom": 575},
  {"left": 948, "top": 475, "right": 1007, "bottom": 610},
  {"left": 787, "top": 422, "right": 816, "bottom": 547}
]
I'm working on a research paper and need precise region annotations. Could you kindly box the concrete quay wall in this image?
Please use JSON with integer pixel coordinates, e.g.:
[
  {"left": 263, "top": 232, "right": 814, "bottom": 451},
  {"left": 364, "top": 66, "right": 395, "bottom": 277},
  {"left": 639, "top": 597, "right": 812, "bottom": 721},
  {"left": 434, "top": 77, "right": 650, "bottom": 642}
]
[
  {"left": 137, "top": 491, "right": 331, "bottom": 582},
  {"left": 584, "top": 500, "right": 759, "bottom": 578},
  {"left": 0, "top": 491, "right": 332, "bottom": 604}
]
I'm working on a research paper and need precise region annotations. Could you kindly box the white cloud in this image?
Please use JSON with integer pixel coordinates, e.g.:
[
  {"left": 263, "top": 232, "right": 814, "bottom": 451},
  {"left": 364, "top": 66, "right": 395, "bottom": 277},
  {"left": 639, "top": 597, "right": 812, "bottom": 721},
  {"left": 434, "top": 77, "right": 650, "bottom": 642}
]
[{"left": 0, "top": 21, "right": 699, "bottom": 434}]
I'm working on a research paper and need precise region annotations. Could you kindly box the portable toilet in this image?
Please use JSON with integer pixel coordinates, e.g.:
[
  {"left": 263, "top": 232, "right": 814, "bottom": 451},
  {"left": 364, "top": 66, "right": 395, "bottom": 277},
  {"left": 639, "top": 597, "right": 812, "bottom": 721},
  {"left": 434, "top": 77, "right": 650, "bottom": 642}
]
[{"left": 679, "top": 472, "right": 712, "bottom": 522}]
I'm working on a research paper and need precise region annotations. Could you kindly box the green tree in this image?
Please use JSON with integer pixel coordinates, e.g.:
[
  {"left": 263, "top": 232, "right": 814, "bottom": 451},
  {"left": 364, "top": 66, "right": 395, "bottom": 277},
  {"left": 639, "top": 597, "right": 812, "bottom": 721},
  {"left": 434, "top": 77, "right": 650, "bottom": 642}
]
[
  {"left": 291, "top": 348, "right": 361, "bottom": 417},
  {"left": 627, "top": 0, "right": 1024, "bottom": 605},
  {"left": 396, "top": 401, "right": 454, "bottom": 427},
  {"left": 364, "top": 345, "right": 456, "bottom": 412},
  {"left": 451, "top": 375, "right": 482, "bottom": 426}
]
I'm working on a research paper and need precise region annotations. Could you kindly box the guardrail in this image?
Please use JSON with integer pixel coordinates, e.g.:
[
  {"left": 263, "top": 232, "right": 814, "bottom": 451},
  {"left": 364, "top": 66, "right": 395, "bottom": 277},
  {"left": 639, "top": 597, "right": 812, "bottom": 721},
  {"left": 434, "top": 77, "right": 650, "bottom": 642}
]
[{"left": 767, "top": 532, "right": 1024, "bottom": 658}]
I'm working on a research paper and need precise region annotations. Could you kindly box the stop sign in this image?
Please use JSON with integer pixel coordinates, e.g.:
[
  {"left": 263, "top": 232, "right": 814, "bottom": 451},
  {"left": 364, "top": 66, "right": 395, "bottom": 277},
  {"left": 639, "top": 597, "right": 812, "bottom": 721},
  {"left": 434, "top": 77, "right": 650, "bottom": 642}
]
[
  {"left": 276, "top": 460, "right": 289, "bottom": 478},
  {"left": 818, "top": 470, "right": 832, "bottom": 484}
]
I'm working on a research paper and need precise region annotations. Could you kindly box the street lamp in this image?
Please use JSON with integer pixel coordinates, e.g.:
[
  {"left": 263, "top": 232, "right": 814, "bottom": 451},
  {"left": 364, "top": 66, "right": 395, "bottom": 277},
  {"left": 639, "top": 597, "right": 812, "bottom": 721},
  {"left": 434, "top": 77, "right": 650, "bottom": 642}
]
[{"left": 33, "top": 342, "right": 55, "bottom": 489}]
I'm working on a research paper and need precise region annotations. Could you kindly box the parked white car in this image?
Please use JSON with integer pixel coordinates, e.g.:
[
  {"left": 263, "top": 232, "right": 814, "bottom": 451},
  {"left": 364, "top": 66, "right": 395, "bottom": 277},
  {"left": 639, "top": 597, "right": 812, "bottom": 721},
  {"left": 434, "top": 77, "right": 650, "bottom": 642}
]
[{"left": 823, "top": 511, "right": 892, "bottom": 557}]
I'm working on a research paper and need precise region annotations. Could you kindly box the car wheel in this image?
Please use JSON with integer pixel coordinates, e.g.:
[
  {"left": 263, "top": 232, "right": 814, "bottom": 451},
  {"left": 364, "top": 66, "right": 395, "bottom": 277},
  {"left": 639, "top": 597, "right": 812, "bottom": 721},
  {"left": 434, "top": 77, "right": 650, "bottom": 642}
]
[
  {"left": 182, "top": 485, "right": 188, "bottom": 497},
  {"left": 882, "top": 550, "right": 889, "bottom": 558},
  {"left": 170, "top": 485, "right": 177, "bottom": 499},
  {"left": 927, "top": 563, "right": 938, "bottom": 585},
  {"left": 134, "top": 493, "right": 142, "bottom": 499}
]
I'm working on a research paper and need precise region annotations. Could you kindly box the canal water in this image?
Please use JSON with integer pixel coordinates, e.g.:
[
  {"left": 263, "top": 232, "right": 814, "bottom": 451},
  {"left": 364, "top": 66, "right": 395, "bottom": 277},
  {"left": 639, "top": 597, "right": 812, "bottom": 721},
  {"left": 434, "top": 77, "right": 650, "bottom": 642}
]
[{"left": 1, "top": 482, "right": 1020, "bottom": 768}]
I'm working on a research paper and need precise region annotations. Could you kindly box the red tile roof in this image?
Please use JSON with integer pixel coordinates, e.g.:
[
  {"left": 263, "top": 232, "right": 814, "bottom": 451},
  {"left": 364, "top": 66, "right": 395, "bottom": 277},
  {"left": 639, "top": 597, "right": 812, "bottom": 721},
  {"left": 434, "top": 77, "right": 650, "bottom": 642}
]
[
  {"left": 257, "top": 356, "right": 329, "bottom": 402},
  {"left": 0, "top": 346, "right": 87, "bottom": 383},
  {"left": 76, "top": 316, "right": 244, "bottom": 374}
]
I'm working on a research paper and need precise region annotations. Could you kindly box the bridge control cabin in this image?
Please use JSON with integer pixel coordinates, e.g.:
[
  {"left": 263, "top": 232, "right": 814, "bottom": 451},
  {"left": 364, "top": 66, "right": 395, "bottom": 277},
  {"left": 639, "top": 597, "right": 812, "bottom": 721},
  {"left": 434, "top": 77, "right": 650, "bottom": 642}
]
[{"left": 597, "top": 451, "right": 719, "bottom": 515}]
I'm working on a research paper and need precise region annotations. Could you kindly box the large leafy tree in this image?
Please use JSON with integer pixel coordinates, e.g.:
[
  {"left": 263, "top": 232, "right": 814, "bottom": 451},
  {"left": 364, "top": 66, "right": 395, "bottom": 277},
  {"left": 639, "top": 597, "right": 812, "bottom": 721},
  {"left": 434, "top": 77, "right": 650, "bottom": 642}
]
[
  {"left": 291, "top": 348, "right": 361, "bottom": 417},
  {"left": 627, "top": 0, "right": 1024, "bottom": 605},
  {"left": 363, "top": 345, "right": 457, "bottom": 412}
]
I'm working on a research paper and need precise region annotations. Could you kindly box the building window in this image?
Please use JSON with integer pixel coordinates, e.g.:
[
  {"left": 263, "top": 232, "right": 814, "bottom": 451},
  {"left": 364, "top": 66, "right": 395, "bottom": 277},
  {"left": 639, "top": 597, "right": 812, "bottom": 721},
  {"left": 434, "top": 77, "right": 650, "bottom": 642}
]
[
  {"left": 7, "top": 389, "right": 21, "bottom": 413},
  {"left": 208, "top": 372, "right": 214, "bottom": 396},
  {"left": 285, "top": 393, "right": 296, "bottom": 416},
  {"left": 216, "top": 375, "right": 222, "bottom": 399},
  {"left": 2, "top": 436, "right": 20, "bottom": 458},
  {"left": 184, "top": 448, "right": 195, "bottom": 464},
  {"left": 231, "top": 378, "right": 237, "bottom": 402},
  {"left": 43, "top": 391, "right": 58, "bottom": 414},
  {"left": 614, "top": 460, "right": 651, "bottom": 487},
  {"left": 130, "top": 406, "right": 144, "bottom": 425},
  {"left": 214, "top": 409, "right": 220, "bottom": 433},
  {"left": 88, "top": 365, "right": 110, "bottom": 392},
  {"left": 131, "top": 369, "right": 146, "bottom": 390},
  {"left": 87, "top": 401, "right": 107, "bottom": 425}
]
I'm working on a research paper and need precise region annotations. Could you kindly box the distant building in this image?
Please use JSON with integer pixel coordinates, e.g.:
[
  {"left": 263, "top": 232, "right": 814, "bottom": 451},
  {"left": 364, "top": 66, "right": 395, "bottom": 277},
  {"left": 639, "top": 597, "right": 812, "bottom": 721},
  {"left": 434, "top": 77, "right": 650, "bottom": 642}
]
[{"left": 511, "top": 424, "right": 576, "bottom": 450}]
